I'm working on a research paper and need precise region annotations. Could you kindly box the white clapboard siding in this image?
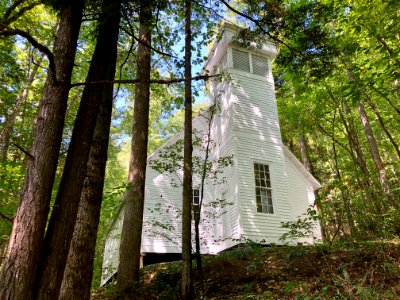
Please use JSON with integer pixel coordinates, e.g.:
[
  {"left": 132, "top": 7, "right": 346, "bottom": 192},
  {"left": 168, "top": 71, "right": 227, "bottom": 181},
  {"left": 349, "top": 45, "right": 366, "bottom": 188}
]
[
  {"left": 283, "top": 146, "right": 322, "bottom": 243},
  {"left": 101, "top": 207, "right": 123, "bottom": 285},
  {"left": 227, "top": 50, "right": 294, "bottom": 243}
]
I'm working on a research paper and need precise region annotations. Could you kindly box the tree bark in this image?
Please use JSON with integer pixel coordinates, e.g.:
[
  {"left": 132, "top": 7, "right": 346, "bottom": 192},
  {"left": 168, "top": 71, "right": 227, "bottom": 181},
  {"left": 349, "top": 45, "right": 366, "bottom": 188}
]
[
  {"left": 357, "top": 100, "right": 392, "bottom": 197},
  {"left": 117, "top": 4, "right": 152, "bottom": 296},
  {"left": 0, "top": 2, "right": 84, "bottom": 299},
  {"left": 182, "top": 0, "right": 194, "bottom": 298},
  {"left": 195, "top": 107, "right": 215, "bottom": 298},
  {"left": 58, "top": 3, "right": 121, "bottom": 299},
  {"left": 341, "top": 104, "right": 370, "bottom": 178},
  {"left": 34, "top": 1, "right": 121, "bottom": 298},
  {"left": 331, "top": 112, "right": 357, "bottom": 236},
  {"left": 345, "top": 68, "right": 393, "bottom": 200},
  {"left": 59, "top": 54, "right": 117, "bottom": 300},
  {"left": 363, "top": 93, "right": 400, "bottom": 160},
  {"left": 298, "top": 134, "right": 314, "bottom": 175}
]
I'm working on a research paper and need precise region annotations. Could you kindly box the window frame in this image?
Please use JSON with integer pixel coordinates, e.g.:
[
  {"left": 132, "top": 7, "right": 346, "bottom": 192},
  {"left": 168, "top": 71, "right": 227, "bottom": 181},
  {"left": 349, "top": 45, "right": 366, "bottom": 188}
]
[
  {"left": 231, "top": 47, "right": 270, "bottom": 78},
  {"left": 253, "top": 162, "right": 274, "bottom": 214},
  {"left": 192, "top": 188, "right": 200, "bottom": 207}
]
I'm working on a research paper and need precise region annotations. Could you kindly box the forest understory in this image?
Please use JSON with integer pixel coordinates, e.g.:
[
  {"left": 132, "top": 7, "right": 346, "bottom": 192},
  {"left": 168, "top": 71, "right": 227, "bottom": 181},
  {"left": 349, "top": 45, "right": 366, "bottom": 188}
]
[{"left": 93, "top": 241, "right": 400, "bottom": 299}]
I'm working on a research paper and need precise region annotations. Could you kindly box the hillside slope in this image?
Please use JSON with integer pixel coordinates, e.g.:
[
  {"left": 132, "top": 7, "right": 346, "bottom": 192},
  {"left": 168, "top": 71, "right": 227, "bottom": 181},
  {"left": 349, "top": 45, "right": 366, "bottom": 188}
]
[{"left": 93, "top": 242, "right": 400, "bottom": 299}]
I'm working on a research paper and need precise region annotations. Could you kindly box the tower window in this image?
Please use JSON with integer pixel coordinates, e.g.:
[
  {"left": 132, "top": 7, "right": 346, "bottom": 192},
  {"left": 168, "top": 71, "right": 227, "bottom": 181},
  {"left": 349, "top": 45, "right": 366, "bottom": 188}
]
[
  {"left": 232, "top": 48, "right": 250, "bottom": 72},
  {"left": 232, "top": 48, "right": 269, "bottom": 77},
  {"left": 254, "top": 163, "right": 274, "bottom": 214},
  {"left": 252, "top": 54, "right": 269, "bottom": 77}
]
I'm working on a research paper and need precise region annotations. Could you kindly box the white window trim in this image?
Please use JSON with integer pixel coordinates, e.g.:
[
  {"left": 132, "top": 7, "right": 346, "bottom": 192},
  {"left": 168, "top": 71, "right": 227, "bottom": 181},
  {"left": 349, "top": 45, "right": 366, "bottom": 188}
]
[
  {"left": 230, "top": 47, "right": 270, "bottom": 78},
  {"left": 193, "top": 188, "right": 200, "bottom": 207},
  {"left": 253, "top": 162, "right": 275, "bottom": 215}
]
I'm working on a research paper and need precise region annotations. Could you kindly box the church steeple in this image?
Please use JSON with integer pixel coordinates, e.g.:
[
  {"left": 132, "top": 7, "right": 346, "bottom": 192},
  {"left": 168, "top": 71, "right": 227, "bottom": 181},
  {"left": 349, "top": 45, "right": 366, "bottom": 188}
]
[{"left": 204, "top": 23, "right": 277, "bottom": 96}]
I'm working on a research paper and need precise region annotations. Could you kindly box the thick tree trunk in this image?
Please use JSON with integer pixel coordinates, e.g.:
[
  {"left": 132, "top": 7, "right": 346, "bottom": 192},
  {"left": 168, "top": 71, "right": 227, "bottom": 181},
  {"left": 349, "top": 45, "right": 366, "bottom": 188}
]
[
  {"left": 34, "top": 1, "right": 121, "bottom": 299},
  {"left": 182, "top": 0, "right": 194, "bottom": 298},
  {"left": 59, "top": 51, "right": 117, "bottom": 300},
  {"left": 58, "top": 3, "right": 120, "bottom": 299},
  {"left": 117, "top": 4, "right": 152, "bottom": 296},
  {"left": 0, "top": 2, "right": 84, "bottom": 299}
]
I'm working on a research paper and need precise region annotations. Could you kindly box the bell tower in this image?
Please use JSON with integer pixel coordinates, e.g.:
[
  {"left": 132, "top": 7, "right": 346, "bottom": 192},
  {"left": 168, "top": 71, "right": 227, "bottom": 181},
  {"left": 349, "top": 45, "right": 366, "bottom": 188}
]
[{"left": 204, "top": 24, "right": 294, "bottom": 244}]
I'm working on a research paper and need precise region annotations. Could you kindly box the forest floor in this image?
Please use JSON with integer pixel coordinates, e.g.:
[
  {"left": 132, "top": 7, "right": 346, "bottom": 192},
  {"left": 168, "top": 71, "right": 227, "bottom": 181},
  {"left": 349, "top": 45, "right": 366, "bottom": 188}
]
[{"left": 93, "top": 240, "right": 400, "bottom": 299}]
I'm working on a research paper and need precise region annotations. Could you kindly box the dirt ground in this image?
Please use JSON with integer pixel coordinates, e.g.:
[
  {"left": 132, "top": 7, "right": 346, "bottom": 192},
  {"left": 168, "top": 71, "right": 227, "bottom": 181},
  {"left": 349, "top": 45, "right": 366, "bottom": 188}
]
[{"left": 93, "top": 241, "right": 400, "bottom": 299}]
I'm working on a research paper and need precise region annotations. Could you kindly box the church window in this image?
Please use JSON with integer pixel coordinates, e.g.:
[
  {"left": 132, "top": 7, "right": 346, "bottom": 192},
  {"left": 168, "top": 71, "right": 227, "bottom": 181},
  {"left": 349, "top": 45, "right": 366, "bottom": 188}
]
[
  {"left": 253, "top": 163, "right": 274, "bottom": 214},
  {"left": 193, "top": 189, "right": 200, "bottom": 207}
]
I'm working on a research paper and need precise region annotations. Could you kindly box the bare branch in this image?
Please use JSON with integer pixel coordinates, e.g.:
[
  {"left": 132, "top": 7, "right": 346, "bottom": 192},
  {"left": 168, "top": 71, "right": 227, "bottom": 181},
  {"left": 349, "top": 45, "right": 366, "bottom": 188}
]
[
  {"left": 3, "top": 0, "right": 25, "bottom": 20},
  {"left": 120, "top": 9, "right": 176, "bottom": 58},
  {"left": 0, "top": 27, "right": 55, "bottom": 76},
  {"left": 12, "top": 143, "right": 34, "bottom": 159},
  {"left": 0, "top": 212, "right": 13, "bottom": 223},
  {"left": 70, "top": 74, "right": 220, "bottom": 88},
  {"left": 3, "top": 2, "right": 41, "bottom": 26},
  {"left": 219, "top": 0, "right": 293, "bottom": 51}
]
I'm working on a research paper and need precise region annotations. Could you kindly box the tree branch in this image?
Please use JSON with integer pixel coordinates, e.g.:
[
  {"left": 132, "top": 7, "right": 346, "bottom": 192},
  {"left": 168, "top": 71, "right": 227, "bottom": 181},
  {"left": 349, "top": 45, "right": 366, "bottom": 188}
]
[
  {"left": 3, "top": 1, "right": 41, "bottom": 26},
  {"left": 0, "top": 212, "right": 13, "bottom": 223},
  {"left": 120, "top": 9, "right": 176, "bottom": 58},
  {"left": 3, "top": 0, "right": 25, "bottom": 21},
  {"left": 70, "top": 74, "right": 220, "bottom": 88},
  {"left": 0, "top": 27, "right": 55, "bottom": 76},
  {"left": 220, "top": 0, "right": 293, "bottom": 51},
  {"left": 12, "top": 143, "right": 34, "bottom": 159}
]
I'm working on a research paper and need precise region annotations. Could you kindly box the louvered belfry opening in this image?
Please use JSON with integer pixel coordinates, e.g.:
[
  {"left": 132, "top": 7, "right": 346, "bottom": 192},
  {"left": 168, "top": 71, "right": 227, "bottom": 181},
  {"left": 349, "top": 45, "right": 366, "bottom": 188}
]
[
  {"left": 252, "top": 54, "right": 269, "bottom": 77},
  {"left": 232, "top": 48, "right": 269, "bottom": 77},
  {"left": 232, "top": 48, "right": 250, "bottom": 72}
]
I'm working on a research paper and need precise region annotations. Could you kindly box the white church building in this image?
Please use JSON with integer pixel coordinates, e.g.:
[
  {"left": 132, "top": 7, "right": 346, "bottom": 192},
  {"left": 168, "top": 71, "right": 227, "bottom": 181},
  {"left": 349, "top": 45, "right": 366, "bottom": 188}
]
[{"left": 101, "top": 24, "right": 321, "bottom": 285}]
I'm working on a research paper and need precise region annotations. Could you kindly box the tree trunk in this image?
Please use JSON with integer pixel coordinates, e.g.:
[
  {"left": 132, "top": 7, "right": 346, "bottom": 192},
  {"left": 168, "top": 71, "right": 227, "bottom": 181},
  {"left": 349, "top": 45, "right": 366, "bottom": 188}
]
[
  {"left": 345, "top": 67, "right": 393, "bottom": 200},
  {"left": 182, "top": 0, "right": 194, "bottom": 298},
  {"left": 0, "top": 2, "right": 84, "bottom": 299},
  {"left": 341, "top": 104, "right": 370, "bottom": 178},
  {"left": 34, "top": 1, "right": 121, "bottom": 298},
  {"left": 326, "top": 84, "right": 370, "bottom": 179},
  {"left": 58, "top": 4, "right": 120, "bottom": 300},
  {"left": 338, "top": 103, "right": 383, "bottom": 214},
  {"left": 59, "top": 52, "right": 117, "bottom": 300},
  {"left": 195, "top": 107, "right": 215, "bottom": 298},
  {"left": 331, "top": 112, "right": 357, "bottom": 236},
  {"left": 357, "top": 100, "right": 392, "bottom": 198},
  {"left": 298, "top": 134, "right": 314, "bottom": 175},
  {"left": 363, "top": 93, "right": 400, "bottom": 160},
  {"left": 117, "top": 4, "right": 152, "bottom": 296}
]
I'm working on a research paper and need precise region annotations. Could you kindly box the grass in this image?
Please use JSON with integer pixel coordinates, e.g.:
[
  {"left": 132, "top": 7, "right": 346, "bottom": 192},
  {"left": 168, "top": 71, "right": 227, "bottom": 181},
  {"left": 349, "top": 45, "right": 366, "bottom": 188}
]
[{"left": 92, "top": 240, "right": 400, "bottom": 299}]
